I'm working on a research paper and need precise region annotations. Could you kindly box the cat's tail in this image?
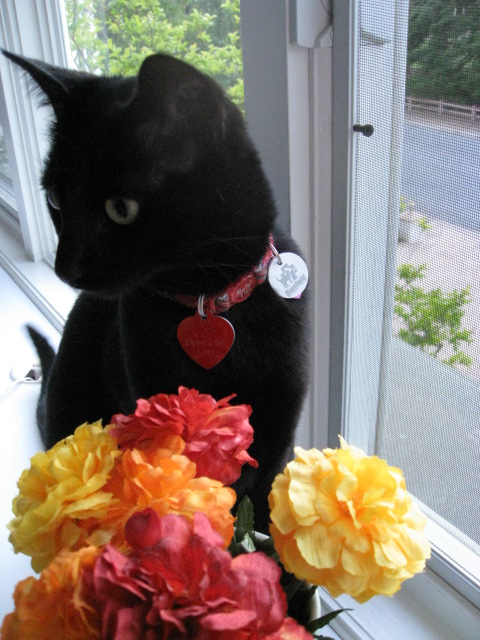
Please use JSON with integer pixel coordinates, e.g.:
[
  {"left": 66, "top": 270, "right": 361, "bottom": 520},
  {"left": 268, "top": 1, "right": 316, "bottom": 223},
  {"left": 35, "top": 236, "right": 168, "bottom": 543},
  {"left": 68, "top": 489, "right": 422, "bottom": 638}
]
[
  {"left": 27, "top": 325, "right": 56, "bottom": 378},
  {"left": 26, "top": 325, "right": 56, "bottom": 445}
]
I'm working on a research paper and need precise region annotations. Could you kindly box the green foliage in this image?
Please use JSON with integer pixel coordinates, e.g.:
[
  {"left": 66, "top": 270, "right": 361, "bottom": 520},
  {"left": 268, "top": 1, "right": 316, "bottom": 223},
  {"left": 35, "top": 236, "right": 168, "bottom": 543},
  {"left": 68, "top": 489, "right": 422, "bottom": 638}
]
[
  {"left": 399, "top": 195, "right": 414, "bottom": 216},
  {"left": 394, "top": 263, "right": 473, "bottom": 368},
  {"left": 64, "top": 0, "right": 243, "bottom": 107},
  {"left": 407, "top": 0, "right": 480, "bottom": 104},
  {"left": 399, "top": 196, "right": 430, "bottom": 230},
  {"left": 416, "top": 216, "right": 431, "bottom": 231},
  {"left": 0, "top": 134, "right": 9, "bottom": 176}
]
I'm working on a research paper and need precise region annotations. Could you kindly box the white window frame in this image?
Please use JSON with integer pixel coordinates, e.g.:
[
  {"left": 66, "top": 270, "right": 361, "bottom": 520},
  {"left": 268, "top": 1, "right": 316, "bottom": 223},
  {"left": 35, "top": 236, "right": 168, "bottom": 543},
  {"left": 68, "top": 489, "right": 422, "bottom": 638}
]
[
  {"left": 324, "top": 0, "right": 480, "bottom": 638},
  {"left": 0, "top": 0, "right": 76, "bottom": 330},
  {"left": 0, "top": 78, "right": 18, "bottom": 223},
  {"left": 0, "top": 0, "right": 479, "bottom": 637},
  {"left": 242, "top": 0, "right": 334, "bottom": 451}
]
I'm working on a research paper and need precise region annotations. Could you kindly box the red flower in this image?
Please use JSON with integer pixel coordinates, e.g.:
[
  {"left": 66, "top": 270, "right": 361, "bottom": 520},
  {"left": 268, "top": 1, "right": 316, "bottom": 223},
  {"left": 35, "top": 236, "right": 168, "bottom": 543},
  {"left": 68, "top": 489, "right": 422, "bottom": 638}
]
[
  {"left": 124, "top": 507, "right": 163, "bottom": 550},
  {"left": 88, "top": 509, "right": 310, "bottom": 639},
  {"left": 111, "top": 387, "right": 258, "bottom": 485}
]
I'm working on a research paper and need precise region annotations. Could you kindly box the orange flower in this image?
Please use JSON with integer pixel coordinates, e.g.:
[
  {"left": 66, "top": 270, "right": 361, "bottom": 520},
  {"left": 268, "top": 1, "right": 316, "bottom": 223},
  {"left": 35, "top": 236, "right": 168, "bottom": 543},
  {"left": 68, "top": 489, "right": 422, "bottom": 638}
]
[
  {"left": 1, "top": 546, "right": 101, "bottom": 640},
  {"left": 269, "top": 441, "right": 431, "bottom": 603},
  {"left": 96, "top": 449, "right": 236, "bottom": 547}
]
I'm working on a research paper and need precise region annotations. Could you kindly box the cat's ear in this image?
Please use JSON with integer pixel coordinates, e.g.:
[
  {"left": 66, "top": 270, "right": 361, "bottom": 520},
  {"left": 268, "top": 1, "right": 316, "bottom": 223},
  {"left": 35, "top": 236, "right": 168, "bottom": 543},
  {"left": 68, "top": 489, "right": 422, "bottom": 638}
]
[
  {"left": 135, "top": 53, "right": 223, "bottom": 127},
  {"left": 2, "top": 50, "right": 83, "bottom": 115}
]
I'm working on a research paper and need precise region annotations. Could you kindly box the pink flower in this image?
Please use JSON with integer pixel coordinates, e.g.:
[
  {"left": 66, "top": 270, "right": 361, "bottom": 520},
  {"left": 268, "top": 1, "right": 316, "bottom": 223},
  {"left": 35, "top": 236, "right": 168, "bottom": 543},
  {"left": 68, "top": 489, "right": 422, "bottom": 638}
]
[
  {"left": 88, "top": 509, "right": 308, "bottom": 639},
  {"left": 111, "top": 387, "right": 257, "bottom": 485}
]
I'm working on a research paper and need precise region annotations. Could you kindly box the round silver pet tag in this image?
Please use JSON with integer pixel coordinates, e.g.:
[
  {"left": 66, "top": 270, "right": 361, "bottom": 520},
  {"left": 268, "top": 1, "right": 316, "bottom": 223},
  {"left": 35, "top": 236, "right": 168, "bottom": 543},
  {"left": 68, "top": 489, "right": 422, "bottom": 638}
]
[{"left": 268, "top": 252, "right": 309, "bottom": 299}]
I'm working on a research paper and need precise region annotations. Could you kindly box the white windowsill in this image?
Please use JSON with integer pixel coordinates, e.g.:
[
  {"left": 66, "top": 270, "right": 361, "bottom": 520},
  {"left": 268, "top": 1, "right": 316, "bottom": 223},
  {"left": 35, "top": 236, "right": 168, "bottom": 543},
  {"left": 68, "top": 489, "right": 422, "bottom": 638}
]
[
  {"left": 320, "top": 567, "right": 480, "bottom": 640},
  {"left": 321, "top": 565, "right": 480, "bottom": 640}
]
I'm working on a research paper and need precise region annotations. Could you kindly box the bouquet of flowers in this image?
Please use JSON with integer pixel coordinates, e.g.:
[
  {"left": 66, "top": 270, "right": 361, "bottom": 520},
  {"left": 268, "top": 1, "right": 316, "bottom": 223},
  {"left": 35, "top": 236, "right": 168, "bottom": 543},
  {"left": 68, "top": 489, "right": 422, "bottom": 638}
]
[{"left": 1, "top": 387, "right": 430, "bottom": 640}]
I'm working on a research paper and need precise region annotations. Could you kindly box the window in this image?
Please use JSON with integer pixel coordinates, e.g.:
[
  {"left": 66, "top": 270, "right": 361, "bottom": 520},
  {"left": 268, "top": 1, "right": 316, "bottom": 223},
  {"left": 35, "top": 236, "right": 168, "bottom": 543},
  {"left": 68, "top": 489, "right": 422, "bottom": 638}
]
[
  {"left": 0, "top": 122, "right": 17, "bottom": 223},
  {"left": 0, "top": 70, "right": 19, "bottom": 226},
  {"left": 382, "top": 0, "right": 480, "bottom": 608},
  {"left": 0, "top": 1, "right": 479, "bottom": 637},
  {"left": 63, "top": 0, "right": 243, "bottom": 107},
  {"left": 0, "top": 126, "right": 12, "bottom": 186},
  {"left": 0, "top": 0, "right": 245, "bottom": 326},
  {"left": 329, "top": 0, "right": 480, "bottom": 636}
]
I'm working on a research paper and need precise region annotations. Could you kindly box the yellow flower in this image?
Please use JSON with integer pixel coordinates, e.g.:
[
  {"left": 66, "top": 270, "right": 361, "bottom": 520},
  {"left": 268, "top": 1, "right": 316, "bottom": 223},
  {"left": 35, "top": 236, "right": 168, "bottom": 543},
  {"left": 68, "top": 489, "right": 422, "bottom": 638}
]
[
  {"left": 1, "top": 546, "right": 101, "bottom": 640},
  {"left": 8, "top": 422, "right": 121, "bottom": 572},
  {"left": 269, "top": 439, "right": 431, "bottom": 603}
]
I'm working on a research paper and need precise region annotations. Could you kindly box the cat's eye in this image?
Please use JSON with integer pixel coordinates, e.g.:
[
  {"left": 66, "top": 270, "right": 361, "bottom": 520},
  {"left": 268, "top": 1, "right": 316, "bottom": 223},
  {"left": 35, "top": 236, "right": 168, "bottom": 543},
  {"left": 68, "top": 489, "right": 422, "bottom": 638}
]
[
  {"left": 46, "top": 189, "right": 60, "bottom": 210},
  {"left": 105, "top": 198, "right": 139, "bottom": 225}
]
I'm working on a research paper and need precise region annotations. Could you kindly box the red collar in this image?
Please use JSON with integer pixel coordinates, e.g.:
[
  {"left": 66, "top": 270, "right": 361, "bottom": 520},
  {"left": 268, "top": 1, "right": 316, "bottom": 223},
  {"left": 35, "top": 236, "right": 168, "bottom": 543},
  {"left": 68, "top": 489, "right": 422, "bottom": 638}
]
[{"left": 172, "top": 240, "right": 275, "bottom": 315}]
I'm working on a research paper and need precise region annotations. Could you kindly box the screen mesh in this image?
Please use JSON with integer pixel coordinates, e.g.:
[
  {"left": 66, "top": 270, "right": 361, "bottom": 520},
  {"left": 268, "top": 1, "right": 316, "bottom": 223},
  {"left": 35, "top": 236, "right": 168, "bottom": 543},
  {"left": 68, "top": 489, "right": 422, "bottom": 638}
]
[{"left": 352, "top": 0, "right": 480, "bottom": 560}]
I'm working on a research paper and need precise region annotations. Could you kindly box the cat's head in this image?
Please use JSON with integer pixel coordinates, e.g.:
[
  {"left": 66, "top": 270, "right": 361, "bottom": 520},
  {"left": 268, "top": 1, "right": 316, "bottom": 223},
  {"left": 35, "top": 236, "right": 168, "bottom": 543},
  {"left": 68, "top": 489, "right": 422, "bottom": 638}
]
[{"left": 3, "top": 51, "right": 274, "bottom": 296}]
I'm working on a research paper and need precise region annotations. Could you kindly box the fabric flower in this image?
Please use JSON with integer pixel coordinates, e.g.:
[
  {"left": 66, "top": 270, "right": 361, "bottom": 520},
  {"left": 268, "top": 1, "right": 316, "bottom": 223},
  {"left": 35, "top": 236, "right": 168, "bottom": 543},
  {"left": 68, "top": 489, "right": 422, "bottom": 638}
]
[
  {"left": 1, "top": 546, "right": 102, "bottom": 640},
  {"left": 269, "top": 439, "right": 431, "bottom": 603},
  {"left": 110, "top": 386, "right": 258, "bottom": 485},
  {"left": 269, "top": 617, "right": 314, "bottom": 639},
  {"left": 97, "top": 449, "right": 236, "bottom": 547},
  {"left": 8, "top": 422, "right": 236, "bottom": 571},
  {"left": 88, "top": 509, "right": 312, "bottom": 639},
  {"left": 3, "top": 510, "right": 312, "bottom": 639},
  {"left": 8, "top": 422, "right": 121, "bottom": 571}
]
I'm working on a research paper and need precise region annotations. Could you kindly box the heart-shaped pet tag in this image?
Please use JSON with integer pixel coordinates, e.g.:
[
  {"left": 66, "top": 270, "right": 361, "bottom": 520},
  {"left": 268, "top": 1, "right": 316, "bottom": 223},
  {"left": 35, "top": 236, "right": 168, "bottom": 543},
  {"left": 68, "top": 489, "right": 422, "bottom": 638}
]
[{"left": 177, "top": 311, "right": 235, "bottom": 369}]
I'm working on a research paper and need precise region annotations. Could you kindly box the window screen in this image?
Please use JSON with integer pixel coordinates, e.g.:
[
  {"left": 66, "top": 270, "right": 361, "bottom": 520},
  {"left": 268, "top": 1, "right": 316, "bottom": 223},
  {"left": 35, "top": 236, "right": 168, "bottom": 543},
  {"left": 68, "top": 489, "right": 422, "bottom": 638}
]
[
  {"left": 346, "top": 0, "right": 480, "bottom": 603},
  {"left": 0, "top": 125, "right": 11, "bottom": 183},
  {"left": 0, "top": 85, "right": 18, "bottom": 221}
]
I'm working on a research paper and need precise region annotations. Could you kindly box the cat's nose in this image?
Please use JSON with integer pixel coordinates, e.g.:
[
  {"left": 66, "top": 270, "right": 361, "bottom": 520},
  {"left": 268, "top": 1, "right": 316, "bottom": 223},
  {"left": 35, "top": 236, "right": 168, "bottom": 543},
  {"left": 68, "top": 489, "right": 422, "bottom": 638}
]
[
  {"left": 55, "top": 261, "right": 84, "bottom": 287},
  {"left": 54, "top": 242, "right": 85, "bottom": 287}
]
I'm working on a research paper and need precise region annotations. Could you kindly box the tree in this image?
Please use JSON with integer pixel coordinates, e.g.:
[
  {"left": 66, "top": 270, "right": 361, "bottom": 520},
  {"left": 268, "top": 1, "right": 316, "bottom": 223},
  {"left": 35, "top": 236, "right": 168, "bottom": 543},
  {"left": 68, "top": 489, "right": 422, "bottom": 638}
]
[
  {"left": 407, "top": 0, "right": 480, "bottom": 104},
  {"left": 64, "top": 0, "right": 243, "bottom": 107},
  {"left": 394, "top": 263, "right": 473, "bottom": 368}
]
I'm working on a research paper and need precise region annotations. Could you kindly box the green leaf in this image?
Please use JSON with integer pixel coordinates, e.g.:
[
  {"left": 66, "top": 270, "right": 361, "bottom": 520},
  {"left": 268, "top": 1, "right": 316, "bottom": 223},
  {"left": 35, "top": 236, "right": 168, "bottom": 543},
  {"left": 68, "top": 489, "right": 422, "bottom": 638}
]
[
  {"left": 283, "top": 574, "right": 308, "bottom": 601},
  {"left": 255, "top": 535, "right": 279, "bottom": 560},
  {"left": 282, "top": 579, "right": 318, "bottom": 628},
  {"left": 235, "top": 495, "right": 255, "bottom": 538},
  {"left": 238, "top": 532, "right": 256, "bottom": 553},
  {"left": 306, "top": 608, "right": 349, "bottom": 632},
  {"left": 228, "top": 496, "right": 260, "bottom": 557}
]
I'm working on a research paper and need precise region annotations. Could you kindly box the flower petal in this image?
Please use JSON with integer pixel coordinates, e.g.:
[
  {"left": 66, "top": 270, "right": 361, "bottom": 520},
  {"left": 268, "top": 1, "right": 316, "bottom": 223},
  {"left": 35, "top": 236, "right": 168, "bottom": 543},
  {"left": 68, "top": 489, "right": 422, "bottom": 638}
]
[
  {"left": 294, "top": 523, "right": 341, "bottom": 569},
  {"left": 269, "top": 474, "right": 299, "bottom": 534}
]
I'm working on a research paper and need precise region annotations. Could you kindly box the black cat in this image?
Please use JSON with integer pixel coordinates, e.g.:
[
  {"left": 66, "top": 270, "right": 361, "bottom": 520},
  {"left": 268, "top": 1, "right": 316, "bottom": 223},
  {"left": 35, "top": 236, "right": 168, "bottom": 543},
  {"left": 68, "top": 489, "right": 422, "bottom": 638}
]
[{"left": 4, "top": 51, "right": 309, "bottom": 530}]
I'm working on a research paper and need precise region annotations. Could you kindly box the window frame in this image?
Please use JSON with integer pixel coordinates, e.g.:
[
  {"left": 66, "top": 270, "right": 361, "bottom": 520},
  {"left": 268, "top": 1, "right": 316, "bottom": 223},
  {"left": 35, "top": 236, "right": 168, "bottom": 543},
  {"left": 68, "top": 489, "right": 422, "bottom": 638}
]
[
  {"left": 0, "top": 78, "right": 18, "bottom": 223},
  {"left": 0, "top": 0, "right": 78, "bottom": 329},
  {"left": 0, "top": 0, "right": 478, "bottom": 637},
  {"left": 0, "top": 0, "right": 72, "bottom": 262},
  {"left": 328, "top": 0, "right": 480, "bottom": 635}
]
